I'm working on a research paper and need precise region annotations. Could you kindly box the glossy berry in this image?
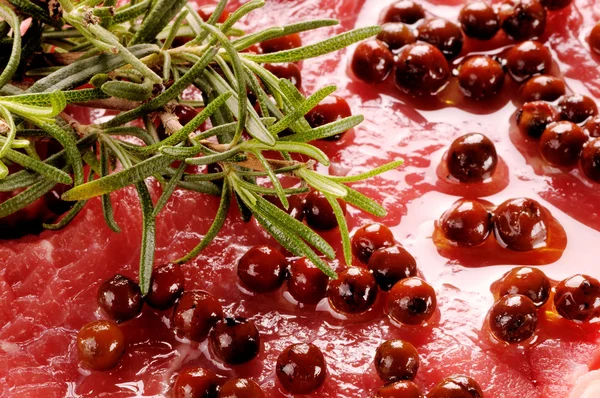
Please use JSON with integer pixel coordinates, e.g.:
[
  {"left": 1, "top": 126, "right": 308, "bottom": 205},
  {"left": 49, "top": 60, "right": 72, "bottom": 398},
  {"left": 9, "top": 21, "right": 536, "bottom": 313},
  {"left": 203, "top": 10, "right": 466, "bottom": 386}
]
[
  {"left": 303, "top": 190, "right": 347, "bottom": 231},
  {"left": 197, "top": 5, "right": 230, "bottom": 23},
  {"left": 305, "top": 95, "right": 352, "bottom": 140},
  {"left": 492, "top": 198, "right": 548, "bottom": 252},
  {"left": 351, "top": 39, "right": 394, "bottom": 83},
  {"left": 497, "top": 267, "right": 550, "bottom": 306},
  {"left": 97, "top": 274, "right": 143, "bottom": 323},
  {"left": 328, "top": 267, "right": 379, "bottom": 314},
  {"left": 457, "top": 56, "right": 505, "bottom": 100},
  {"left": 388, "top": 277, "right": 436, "bottom": 325},
  {"left": 259, "top": 33, "right": 301, "bottom": 54},
  {"left": 500, "top": 0, "right": 547, "bottom": 41},
  {"left": 276, "top": 343, "right": 327, "bottom": 394},
  {"left": 458, "top": 2, "right": 500, "bottom": 40},
  {"left": 264, "top": 63, "right": 302, "bottom": 90},
  {"left": 517, "top": 101, "right": 560, "bottom": 138},
  {"left": 237, "top": 245, "right": 287, "bottom": 293},
  {"left": 220, "top": 378, "right": 265, "bottom": 398},
  {"left": 440, "top": 199, "right": 492, "bottom": 247},
  {"left": 374, "top": 340, "right": 420, "bottom": 382},
  {"left": 382, "top": 0, "right": 425, "bottom": 24},
  {"left": 145, "top": 263, "right": 185, "bottom": 310},
  {"left": 557, "top": 94, "right": 599, "bottom": 124},
  {"left": 395, "top": 43, "right": 451, "bottom": 95},
  {"left": 264, "top": 194, "right": 305, "bottom": 221},
  {"left": 447, "top": 133, "right": 498, "bottom": 183},
  {"left": 172, "top": 290, "right": 223, "bottom": 342},
  {"left": 540, "top": 0, "right": 573, "bottom": 10},
  {"left": 505, "top": 41, "right": 552, "bottom": 82},
  {"left": 580, "top": 138, "right": 600, "bottom": 183},
  {"left": 209, "top": 318, "right": 260, "bottom": 365},
  {"left": 287, "top": 257, "right": 329, "bottom": 305},
  {"left": 519, "top": 75, "right": 566, "bottom": 103},
  {"left": 77, "top": 320, "right": 125, "bottom": 371},
  {"left": 540, "top": 121, "right": 588, "bottom": 167},
  {"left": 375, "top": 381, "right": 423, "bottom": 398},
  {"left": 585, "top": 116, "right": 600, "bottom": 138},
  {"left": 428, "top": 375, "right": 484, "bottom": 398},
  {"left": 489, "top": 294, "right": 538, "bottom": 343},
  {"left": 590, "top": 23, "right": 600, "bottom": 55},
  {"left": 172, "top": 367, "right": 220, "bottom": 398},
  {"left": 377, "top": 22, "right": 416, "bottom": 51},
  {"left": 351, "top": 223, "right": 395, "bottom": 264},
  {"left": 416, "top": 18, "right": 464, "bottom": 59},
  {"left": 368, "top": 245, "right": 418, "bottom": 291},
  {"left": 554, "top": 274, "right": 600, "bottom": 322}
]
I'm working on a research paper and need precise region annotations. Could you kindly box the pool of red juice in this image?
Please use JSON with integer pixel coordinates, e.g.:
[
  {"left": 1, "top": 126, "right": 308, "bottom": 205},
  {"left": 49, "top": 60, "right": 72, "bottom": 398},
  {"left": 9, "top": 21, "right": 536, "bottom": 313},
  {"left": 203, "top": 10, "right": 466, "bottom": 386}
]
[{"left": 4, "top": 0, "right": 600, "bottom": 397}]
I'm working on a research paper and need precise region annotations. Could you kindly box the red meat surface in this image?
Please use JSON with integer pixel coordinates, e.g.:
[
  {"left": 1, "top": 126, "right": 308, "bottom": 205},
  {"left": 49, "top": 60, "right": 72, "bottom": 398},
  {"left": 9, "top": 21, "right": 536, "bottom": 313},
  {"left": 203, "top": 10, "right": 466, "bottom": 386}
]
[{"left": 2, "top": 0, "right": 600, "bottom": 397}]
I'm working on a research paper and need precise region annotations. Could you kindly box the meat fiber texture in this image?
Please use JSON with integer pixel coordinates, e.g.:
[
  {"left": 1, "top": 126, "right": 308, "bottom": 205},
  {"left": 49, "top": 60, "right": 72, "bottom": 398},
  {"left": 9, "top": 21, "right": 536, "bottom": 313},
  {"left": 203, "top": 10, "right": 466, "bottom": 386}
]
[{"left": 2, "top": 0, "right": 600, "bottom": 397}]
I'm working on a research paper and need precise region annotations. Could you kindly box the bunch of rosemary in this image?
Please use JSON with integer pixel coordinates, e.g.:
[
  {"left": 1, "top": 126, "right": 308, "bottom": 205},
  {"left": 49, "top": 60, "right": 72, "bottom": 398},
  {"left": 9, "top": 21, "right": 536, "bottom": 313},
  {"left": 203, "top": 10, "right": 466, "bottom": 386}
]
[{"left": 0, "top": 0, "right": 401, "bottom": 294}]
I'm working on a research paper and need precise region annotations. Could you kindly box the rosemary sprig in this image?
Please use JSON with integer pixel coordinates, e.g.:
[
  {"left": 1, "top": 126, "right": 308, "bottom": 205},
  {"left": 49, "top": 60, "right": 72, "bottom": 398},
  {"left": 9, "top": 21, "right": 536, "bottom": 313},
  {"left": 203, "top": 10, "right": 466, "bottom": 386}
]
[{"left": 0, "top": 0, "right": 401, "bottom": 294}]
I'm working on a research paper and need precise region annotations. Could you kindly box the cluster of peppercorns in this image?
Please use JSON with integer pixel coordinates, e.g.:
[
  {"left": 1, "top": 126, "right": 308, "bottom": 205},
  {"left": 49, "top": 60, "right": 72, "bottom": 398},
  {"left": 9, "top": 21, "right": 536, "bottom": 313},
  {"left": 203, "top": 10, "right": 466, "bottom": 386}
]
[
  {"left": 350, "top": 0, "right": 572, "bottom": 99},
  {"left": 488, "top": 267, "right": 600, "bottom": 345},
  {"left": 439, "top": 197, "right": 552, "bottom": 252}
]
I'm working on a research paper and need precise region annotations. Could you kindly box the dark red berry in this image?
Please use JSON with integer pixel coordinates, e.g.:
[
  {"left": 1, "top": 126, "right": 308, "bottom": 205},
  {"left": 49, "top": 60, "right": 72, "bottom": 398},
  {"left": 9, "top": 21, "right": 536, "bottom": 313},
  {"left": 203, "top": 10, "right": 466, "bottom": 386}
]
[
  {"left": 557, "top": 94, "right": 599, "bottom": 124},
  {"left": 497, "top": 267, "right": 550, "bottom": 306},
  {"left": 328, "top": 267, "right": 379, "bottom": 314},
  {"left": 492, "top": 198, "right": 548, "bottom": 252},
  {"left": 197, "top": 5, "right": 230, "bottom": 23},
  {"left": 395, "top": 43, "right": 451, "bottom": 95},
  {"left": 44, "top": 183, "right": 74, "bottom": 215},
  {"left": 554, "top": 275, "right": 600, "bottom": 322},
  {"left": 368, "top": 245, "right": 418, "bottom": 291},
  {"left": 580, "top": 138, "right": 600, "bottom": 183},
  {"left": 259, "top": 33, "right": 302, "bottom": 54},
  {"left": 351, "top": 39, "right": 394, "bottom": 83},
  {"left": 264, "top": 63, "right": 302, "bottom": 90},
  {"left": 264, "top": 194, "right": 305, "bottom": 221},
  {"left": 351, "top": 223, "right": 395, "bottom": 264},
  {"left": 540, "top": 0, "right": 573, "bottom": 10},
  {"left": 220, "top": 378, "right": 265, "bottom": 398},
  {"left": 382, "top": 0, "right": 425, "bottom": 24},
  {"left": 505, "top": 41, "right": 552, "bottom": 82},
  {"left": 447, "top": 133, "right": 498, "bottom": 183},
  {"left": 540, "top": 121, "right": 588, "bottom": 167},
  {"left": 388, "top": 277, "right": 436, "bottom": 325},
  {"left": 97, "top": 274, "right": 143, "bottom": 323},
  {"left": 173, "top": 290, "right": 223, "bottom": 342},
  {"left": 276, "top": 343, "right": 327, "bottom": 394},
  {"left": 374, "top": 340, "right": 420, "bottom": 382},
  {"left": 209, "top": 318, "right": 260, "bottom": 365},
  {"left": 287, "top": 257, "right": 329, "bottom": 305},
  {"left": 440, "top": 199, "right": 492, "bottom": 246},
  {"left": 145, "top": 264, "right": 185, "bottom": 310},
  {"left": 417, "top": 18, "right": 464, "bottom": 59},
  {"left": 585, "top": 116, "right": 600, "bottom": 138},
  {"left": 303, "top": 190, "right": 347, "bottom": 231},
  {"left": 428, "top": 375, "right": 484, "bottom": 398},
  {"left": 500, "top": 0, "right": 547, "bottom": 41},
  {"left": 517, "top": 101, "right": 560, "bottom": 138},
  {"left": 375, "top": 381, "right": 423, "bottom": 398},
  {"left": 377, "top": 22, "right": 416, "bottom": 51},
  {"left": 305, "top": 95, "right": 352, "bottom": 140},
  {"left": 458, "top": 2, "right": 500, "bottom": 40},
  {"left": 77, "top": 320, "right": 125, "bottom": 371},
  {"left": 590, "top": 23, "right": 600, "bottom": 55},
  {"left": 489, "top": 294, "right": 538, "bottom": 343},
  {"left": 237, "top": 245, "right": 287, "bottom": 293},
  {"left": 173, "top": 367, "right": 220, "bottom": 398},
  {"left": 519, "top": 75, "right": 566, "bottom": 103},
  {"left": 457, "top": 56, "right": 505, "bottom": 100}
]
